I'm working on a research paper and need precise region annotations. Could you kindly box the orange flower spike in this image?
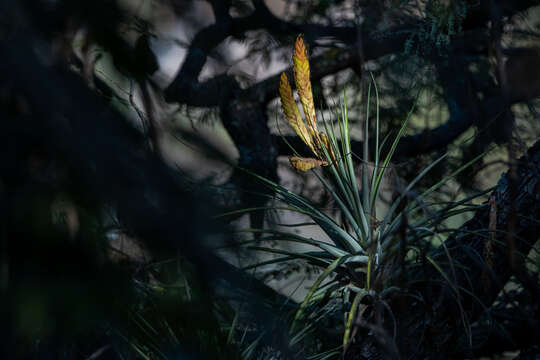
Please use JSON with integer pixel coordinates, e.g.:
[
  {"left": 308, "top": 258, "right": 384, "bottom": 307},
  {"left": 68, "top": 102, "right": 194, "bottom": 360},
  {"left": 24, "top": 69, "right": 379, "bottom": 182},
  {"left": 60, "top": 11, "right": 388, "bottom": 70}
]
[
  {"left": 289, "top": 156, "right": 327, "bottom": 171},
  {"left": 279, "top": 72, "right": 315, "bottom": 154},
  {"left": 293, "top": 36, "right": 318, "bottom": 134}
]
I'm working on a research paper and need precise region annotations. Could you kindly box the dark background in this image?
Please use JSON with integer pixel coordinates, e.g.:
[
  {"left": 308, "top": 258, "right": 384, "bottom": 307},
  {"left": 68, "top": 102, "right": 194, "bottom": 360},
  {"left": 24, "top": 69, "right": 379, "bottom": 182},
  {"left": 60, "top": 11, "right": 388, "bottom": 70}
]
[{"left": 0, "top": 0, "right": 539, "bottom": 359}]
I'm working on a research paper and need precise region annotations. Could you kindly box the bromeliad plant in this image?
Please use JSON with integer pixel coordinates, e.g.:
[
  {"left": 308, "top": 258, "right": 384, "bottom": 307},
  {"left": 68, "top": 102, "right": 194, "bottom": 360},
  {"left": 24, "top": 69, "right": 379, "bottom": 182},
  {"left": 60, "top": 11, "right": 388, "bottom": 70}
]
[{"left": 229, "top": 35, "right": 483, "bottom": 356}]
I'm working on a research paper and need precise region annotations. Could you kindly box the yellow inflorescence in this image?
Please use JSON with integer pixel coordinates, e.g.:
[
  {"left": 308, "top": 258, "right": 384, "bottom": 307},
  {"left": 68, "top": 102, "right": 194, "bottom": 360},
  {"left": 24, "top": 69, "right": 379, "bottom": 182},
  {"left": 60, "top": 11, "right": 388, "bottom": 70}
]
[
  {"left": 279, "top": 35, "right": 335, "bottom": 172},
  {"left": 293, "top": 36, "right": 318, "bottom": 134},
  {"left": 279, "top": 72, "right": 315, "bottom": 154}
]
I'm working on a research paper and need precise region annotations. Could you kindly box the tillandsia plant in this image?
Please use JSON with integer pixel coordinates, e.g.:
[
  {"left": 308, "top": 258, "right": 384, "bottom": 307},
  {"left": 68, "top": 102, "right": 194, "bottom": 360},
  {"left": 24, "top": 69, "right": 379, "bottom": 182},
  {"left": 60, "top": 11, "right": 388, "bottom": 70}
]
[{"left": 223, "top": 35, "right": 485, "bottom": 358}]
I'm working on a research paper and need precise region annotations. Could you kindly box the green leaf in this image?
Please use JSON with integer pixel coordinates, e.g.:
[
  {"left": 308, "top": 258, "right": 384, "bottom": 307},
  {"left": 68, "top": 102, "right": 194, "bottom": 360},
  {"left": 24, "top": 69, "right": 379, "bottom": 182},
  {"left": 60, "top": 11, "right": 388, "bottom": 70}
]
[
  {"left": 343, "top": 289, "right": 367, "bottom": 349},
  {"left": 291, "top": 255, "right": 353, "bottom": 332}
]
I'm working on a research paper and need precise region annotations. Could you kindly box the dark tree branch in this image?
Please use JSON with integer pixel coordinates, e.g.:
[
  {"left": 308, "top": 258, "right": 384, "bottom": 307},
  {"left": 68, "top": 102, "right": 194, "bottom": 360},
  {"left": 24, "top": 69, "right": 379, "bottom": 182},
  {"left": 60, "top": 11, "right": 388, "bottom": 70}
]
[
  {"left": 164, "top": 0, "right": 363, "bottom": 106},
  {"left": 208, "top": 0, "right": 232, "bottom": 20}
]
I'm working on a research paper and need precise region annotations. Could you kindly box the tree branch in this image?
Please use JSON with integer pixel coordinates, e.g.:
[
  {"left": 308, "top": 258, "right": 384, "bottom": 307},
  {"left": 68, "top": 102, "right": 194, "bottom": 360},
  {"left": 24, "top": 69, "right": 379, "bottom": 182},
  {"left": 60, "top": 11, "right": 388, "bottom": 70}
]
[{"left": 164, "top": 0, "right": 363, "bottom": 106}]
